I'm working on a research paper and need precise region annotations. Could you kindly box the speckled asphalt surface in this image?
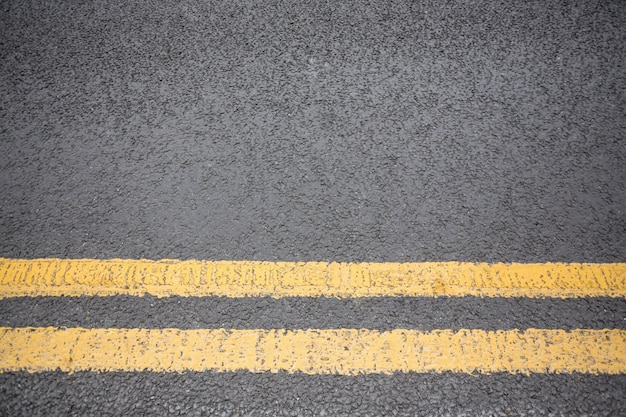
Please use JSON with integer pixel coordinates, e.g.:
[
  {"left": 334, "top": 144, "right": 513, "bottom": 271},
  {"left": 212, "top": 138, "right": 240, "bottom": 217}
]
[{"left": 1, "top": 0, "right": 625, "bottom": 415}]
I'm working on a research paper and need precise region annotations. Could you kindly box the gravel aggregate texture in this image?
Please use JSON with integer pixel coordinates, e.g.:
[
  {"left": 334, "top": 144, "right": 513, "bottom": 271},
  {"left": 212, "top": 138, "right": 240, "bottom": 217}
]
[
  {"left": 1, "top": 372, "right": 625, "bottom": 417},
  {"left": 1, "top": 0, "right": 624, "bottom": 263},
  {"left": 1, "top": 295, "right": 624, "bottom": 331}
]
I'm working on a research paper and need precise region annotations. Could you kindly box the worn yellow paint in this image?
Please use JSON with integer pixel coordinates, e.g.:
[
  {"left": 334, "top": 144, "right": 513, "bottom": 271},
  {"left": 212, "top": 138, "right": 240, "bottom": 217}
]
[
  {"left": 0, "top": 258, "right": 624, "bottom": 299},
  {"left": 0, "top": 327, "right": 624, "bottom": 375}
]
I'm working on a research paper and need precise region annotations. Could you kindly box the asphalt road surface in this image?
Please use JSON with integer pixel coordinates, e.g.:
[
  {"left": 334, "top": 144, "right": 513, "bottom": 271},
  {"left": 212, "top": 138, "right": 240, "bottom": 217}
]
[{"left": 1, "top": 0, "right": 625, "bottom": 416}]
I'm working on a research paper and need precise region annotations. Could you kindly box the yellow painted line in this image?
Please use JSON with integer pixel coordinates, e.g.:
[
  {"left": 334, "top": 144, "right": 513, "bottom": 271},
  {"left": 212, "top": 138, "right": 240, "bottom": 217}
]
[
  {"left": 0, "top": 258, "right": 624, "bottom": 299},
  {"left": 1, "top": 327, "right": 624, "bottom": 375}
]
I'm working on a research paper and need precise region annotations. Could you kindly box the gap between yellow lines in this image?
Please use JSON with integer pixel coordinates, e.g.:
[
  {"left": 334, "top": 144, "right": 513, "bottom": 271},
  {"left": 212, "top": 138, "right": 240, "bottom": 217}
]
[
  {"left": 1, "top": 327, "right": 624, "bottom": 375},
  {"left": 0, "top": 258, "right": 624, "bottom": 299}
]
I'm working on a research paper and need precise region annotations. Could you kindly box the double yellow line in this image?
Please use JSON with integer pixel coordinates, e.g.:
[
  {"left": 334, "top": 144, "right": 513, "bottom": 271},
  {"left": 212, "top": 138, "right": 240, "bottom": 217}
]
[{"left": 1, "top": 258, "right": 625, "bottom": 375}]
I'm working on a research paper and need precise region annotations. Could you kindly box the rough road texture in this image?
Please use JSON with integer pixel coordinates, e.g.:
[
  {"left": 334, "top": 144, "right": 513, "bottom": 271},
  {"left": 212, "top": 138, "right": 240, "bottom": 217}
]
[
  {"left": 2, "top": 0, "right": 624, "bottom": 262},
  {"left": 2, "top": 296, "right": 625, "bottom": 331},
  {"left": 1, "top": 0, "right": 625, "bottom": 415}
]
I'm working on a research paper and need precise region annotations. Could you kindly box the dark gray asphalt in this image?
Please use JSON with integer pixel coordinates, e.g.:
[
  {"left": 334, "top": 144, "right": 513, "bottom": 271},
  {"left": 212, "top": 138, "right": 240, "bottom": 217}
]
[
  {"left": 1, "top": 0, "right": 625, "bottom": 415},
  {"left": 1, "top": 296, "right": 625, "bottom": 331},
  {"left": 2, "top": 372, "right": 626, "bottom": 417}
]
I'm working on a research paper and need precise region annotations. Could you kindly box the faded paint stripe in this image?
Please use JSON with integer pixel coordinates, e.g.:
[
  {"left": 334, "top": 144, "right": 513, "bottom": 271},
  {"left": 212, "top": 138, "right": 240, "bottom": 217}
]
[
  {"left": 0, "top": 258, "right": 624, "bottom": 299},
  {"left": 0, "top": 327, "right": 624, "bottom": 375}
]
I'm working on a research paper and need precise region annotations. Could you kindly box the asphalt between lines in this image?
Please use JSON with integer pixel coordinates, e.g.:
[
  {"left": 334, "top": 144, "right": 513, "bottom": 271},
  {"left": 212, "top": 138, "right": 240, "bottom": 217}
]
[
  {"left": 2, "top": 296, "right": 624, "bottom": 330},
  {"left": 0, "top": 258, "right": 624, "bottom": 375}
]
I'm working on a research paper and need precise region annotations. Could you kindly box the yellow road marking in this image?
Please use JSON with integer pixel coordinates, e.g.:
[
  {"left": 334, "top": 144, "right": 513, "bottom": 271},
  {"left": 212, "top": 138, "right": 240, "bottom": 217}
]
[
  {"left": 1, "top": 327, "right": 624, "bottom": 375},
  {"left": 0, "top": 258, "right": 624, "bottom": 299}
]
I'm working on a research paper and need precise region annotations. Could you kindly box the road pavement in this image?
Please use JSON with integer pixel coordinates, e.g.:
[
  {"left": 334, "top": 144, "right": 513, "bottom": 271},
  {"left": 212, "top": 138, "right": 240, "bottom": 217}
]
[{"left": 1, "top": 0, "right": 625, "bottom": 415}]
